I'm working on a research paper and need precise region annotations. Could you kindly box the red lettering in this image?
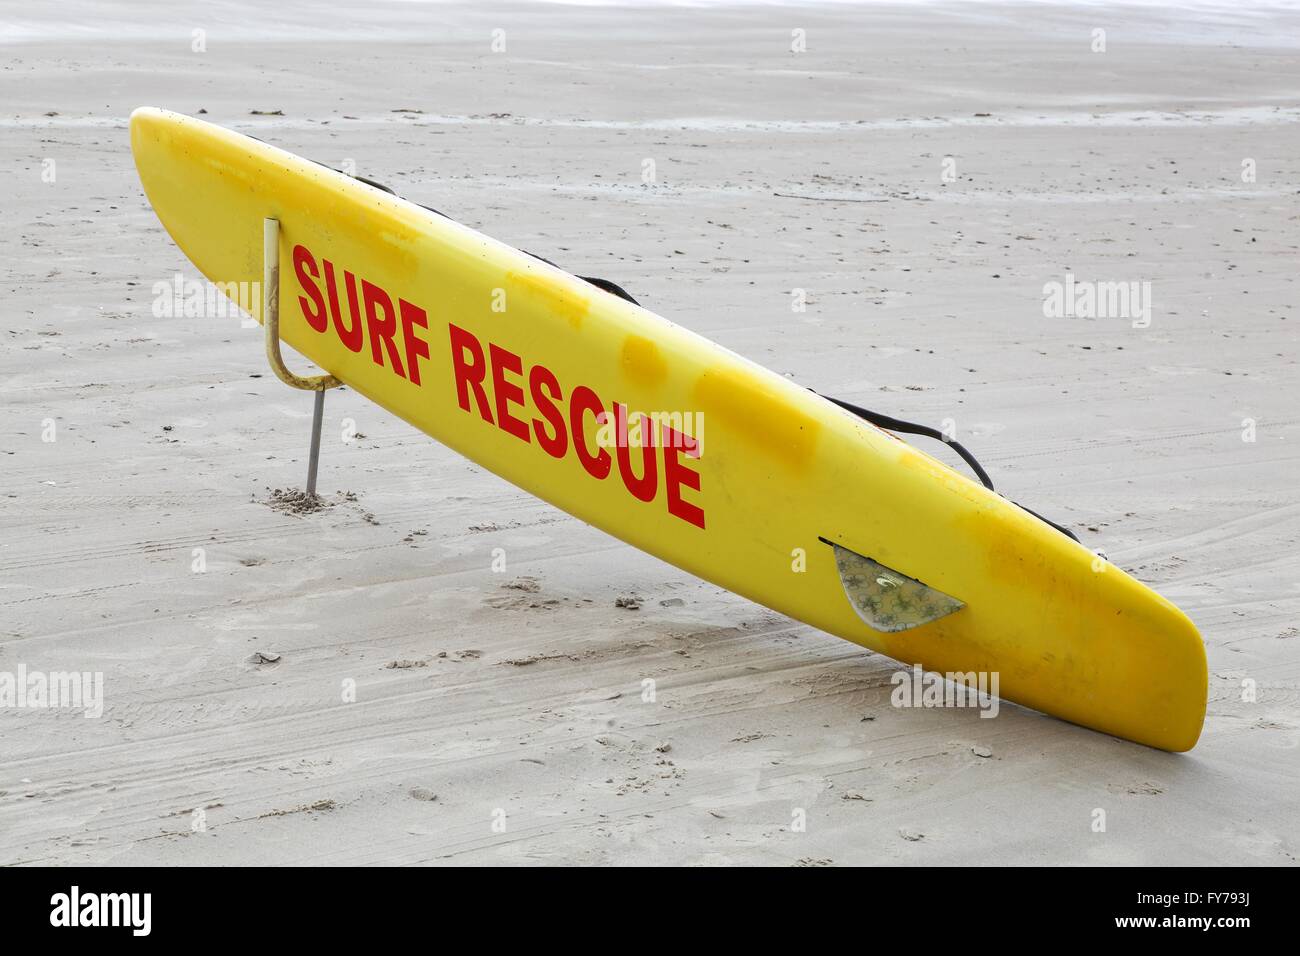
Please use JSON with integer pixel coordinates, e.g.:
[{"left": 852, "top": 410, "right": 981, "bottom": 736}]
[
  {"left": 287, "top": 245, "right": 708, "bottom": 529},
  {"left": 363, "top": 280, "right": 405, "bottom": 378},
  {"left": 399, "top": 299, "right": 430, "bottom": 387},
  {"left": 489, "top": 344, "right": 530, "bottom": 442},
  {"left": 326, "top": 261, "right": 364, "bottom": 353},
  {"left": 615, "top": 404, "right": 657, "bottom": 502},
  {"left": 570, "top": 386, "right": 611, "bottom": 479},
  {"left": 293, "top": 245, "right": 327, "bottom": 333},
  {"left": 662, "top": 425, "right": 705, "bottom": 528},
  {"left": 529, "top": 365, "right": 567, "bottom": 458},
  {"left": 449, "top": 324, "right": 493, "bottom": 423}
]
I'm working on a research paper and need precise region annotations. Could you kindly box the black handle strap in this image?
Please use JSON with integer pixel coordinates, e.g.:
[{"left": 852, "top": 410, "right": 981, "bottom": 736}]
[
  {"left": 821, "top": 395, "right": 994, "bottom": 490},
  {"left": 816, "top": 392, "right": 1079, "bottom": 542}
]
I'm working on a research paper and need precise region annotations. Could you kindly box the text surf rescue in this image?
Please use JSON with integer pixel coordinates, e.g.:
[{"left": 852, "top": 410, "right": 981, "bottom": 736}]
[{"left": 292, "top": 244, "right": 706, "bottom": 528}]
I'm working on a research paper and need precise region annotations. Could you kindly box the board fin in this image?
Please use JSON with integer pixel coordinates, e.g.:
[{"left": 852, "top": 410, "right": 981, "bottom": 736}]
[{"left": 826, "top": 541, "right": 964, "bottom": 633}]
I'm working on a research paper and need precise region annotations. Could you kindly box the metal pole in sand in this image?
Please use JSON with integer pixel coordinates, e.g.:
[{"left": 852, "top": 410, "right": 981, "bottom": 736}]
[
  {"left": 263, "top": 218, "right": 341, "bottom": 498},
  {"left": 307, "top": 389, "right": 326, "bottom": 496}
]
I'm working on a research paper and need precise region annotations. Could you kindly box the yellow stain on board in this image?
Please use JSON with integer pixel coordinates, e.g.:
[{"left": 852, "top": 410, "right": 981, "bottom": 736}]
[
  {"left": 506, "top": 269, "right": 590, "bottom": 329},
  {"left": 693, "top": 364, "right": 819, "bottom": 472},
  {"left": 621, "top": 334, "right": 669, "bottom": 388}
]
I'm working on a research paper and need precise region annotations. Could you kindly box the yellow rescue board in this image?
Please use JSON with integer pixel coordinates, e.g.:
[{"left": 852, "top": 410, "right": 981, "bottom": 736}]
[{"left": 130, "top": 107, "right": 1207, "bottom": 751}]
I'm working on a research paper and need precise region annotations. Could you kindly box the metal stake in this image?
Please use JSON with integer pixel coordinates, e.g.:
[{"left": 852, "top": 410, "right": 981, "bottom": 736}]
[
  {"left": 262, "top": 218, "right": 341, "bottom": 496},
  {"left": 307, "top": 389, "right": 325, "bottom": 496}
]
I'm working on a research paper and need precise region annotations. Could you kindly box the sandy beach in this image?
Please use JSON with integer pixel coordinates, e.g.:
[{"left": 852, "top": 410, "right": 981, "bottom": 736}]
[{"left": 2, "top": 0, "right": 1298, "bottom": 865}]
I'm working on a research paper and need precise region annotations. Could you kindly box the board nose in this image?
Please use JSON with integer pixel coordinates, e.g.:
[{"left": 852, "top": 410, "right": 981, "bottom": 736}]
[
  {"left": 129, "top": 106, "right": 178, "bottom": 159},
  {"left": 130, "top": 105, "right": 166, "bottom": 133}
]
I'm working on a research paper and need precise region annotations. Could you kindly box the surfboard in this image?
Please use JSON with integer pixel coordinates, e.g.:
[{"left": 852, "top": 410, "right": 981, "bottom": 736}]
[{"left": 130, "top": 107, "right": 1207, "bottom": 751}]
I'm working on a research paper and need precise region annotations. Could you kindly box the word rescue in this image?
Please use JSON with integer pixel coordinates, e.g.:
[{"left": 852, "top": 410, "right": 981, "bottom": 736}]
[{"left": 292, "top": 244, "right": 706, "bottom": 529}]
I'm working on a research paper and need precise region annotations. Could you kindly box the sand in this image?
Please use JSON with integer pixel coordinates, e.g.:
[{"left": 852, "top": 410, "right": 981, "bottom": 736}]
[{"left": 1, "top": 0, "right": 1298, "bottom": 865}]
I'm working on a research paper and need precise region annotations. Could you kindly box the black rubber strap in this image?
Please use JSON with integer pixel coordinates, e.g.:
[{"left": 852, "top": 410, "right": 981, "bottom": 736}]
[
  {"left": 573, "top": 275, "right": 639, "bottom": 305},
  {"left": 520, "top": 251, "right": 640, "bottom": 305},
  {"left": 821, "top": 395, "right": 994, "bottom": 490},
  {"left": 818, "top": 392, "right": 1079, "bottom": 542}
]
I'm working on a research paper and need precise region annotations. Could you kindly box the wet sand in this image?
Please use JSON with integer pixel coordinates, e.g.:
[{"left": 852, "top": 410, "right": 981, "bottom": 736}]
[{"left": 1, "top": 1, "right": 1298, "bottom": 865}]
